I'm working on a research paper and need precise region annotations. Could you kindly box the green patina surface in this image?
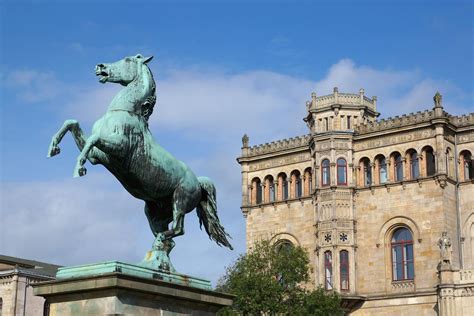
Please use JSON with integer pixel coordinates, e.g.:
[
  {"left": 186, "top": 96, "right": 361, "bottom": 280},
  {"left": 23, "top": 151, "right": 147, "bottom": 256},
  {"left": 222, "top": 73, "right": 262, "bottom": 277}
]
[
  {"left": 47, "top": 54, "right": 232, "bottom": 273},
  {"left": 55, "top": 261, "right": 212, "bottom": 290}
]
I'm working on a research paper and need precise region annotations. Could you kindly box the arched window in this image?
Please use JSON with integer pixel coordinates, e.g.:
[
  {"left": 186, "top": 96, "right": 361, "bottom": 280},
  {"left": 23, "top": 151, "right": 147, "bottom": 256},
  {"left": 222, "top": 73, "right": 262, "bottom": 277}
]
[
  {"left": 322, "top": 159, "right": 330, "bottom": 186},
  {"left": 278, "top": 173, "right": 289, "bottom": 200},
  {"left": 407, "top": 150, "right": 419, "bottom": 179},
  {"left": 461, "top": 151, "right": 474, "bottom": 181},
  {"left": 337, "top": 158, "right": 347, "bottom": 185},
  {"left": 391, "top": 228, "right": 414, "bottom": 281},
  {"left": 324, "top": 251, "right": 333, "bottom": 290},
  {"left": 251, "top": 178, "right": 262, "bottom": 204},
  {"left": 291, "top": 171, "right": 302, "bottom": 198},
  {"left": 377, "top": 155, "right": 388, "bottom": 184},
  {"left": 340, "top": 250, "right": 349, "bottom": 291},
  {"left": 304, "top": 168, "right": 312, "bottom": 195},
  {"left": 264, "top": 176, "right": 275, "bottom": 203},
  {"left": 393, "top": 153, "right": 403, "bottom": 182},
  {"left": 360, "top": 158, "right": 371, "bottom": 187},
  {"left": 275, "top": 239, "right": 294, "bottom": 254},
  {"left": 425, "top": 147, "right": 436, "bottom": 176}
]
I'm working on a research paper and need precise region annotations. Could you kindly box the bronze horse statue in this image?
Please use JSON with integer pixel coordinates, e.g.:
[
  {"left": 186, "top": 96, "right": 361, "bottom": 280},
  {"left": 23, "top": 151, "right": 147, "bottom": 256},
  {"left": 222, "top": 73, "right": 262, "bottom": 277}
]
[{"left": 47, "top": 54, "right": 232, "bottom": 270}]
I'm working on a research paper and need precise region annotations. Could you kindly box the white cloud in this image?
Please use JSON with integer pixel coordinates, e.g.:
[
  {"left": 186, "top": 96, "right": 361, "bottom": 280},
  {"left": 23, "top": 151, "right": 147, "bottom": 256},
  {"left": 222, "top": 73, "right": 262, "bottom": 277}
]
[{"left": 4, "top": 69, "right": 64, "bottom": 102}]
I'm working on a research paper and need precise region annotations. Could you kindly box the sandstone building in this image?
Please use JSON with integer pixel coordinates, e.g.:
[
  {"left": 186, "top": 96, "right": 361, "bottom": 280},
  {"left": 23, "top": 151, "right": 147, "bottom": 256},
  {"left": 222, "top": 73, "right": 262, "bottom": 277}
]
[
  {"left": 0, "top": 255, "right": 59, "bottom": 316},
  {"left": 237, "top": 88, "right": 474, "bottom": 315}
]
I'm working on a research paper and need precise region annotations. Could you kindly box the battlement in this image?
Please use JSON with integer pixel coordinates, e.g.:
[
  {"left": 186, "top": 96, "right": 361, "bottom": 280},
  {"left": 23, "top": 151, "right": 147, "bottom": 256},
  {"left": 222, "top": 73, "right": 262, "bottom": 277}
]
[
  {"left": 449, "top": 113, "right": 474, "bottom": 127},
  {"left": 245, "top": 134, "right": 311, "bottom": 157},
  {"left": 355, "top": 110, "right": 435, "bottom": 134},
  {"left": 307, "top": 87, "right": 377, "bottom": 111}
]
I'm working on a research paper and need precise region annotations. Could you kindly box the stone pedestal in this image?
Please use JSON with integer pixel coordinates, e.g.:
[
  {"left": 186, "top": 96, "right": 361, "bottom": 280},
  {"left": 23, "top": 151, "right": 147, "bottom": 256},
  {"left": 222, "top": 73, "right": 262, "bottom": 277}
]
[{"left": 33, "top": 262, "right": 233, "bottom": 316}]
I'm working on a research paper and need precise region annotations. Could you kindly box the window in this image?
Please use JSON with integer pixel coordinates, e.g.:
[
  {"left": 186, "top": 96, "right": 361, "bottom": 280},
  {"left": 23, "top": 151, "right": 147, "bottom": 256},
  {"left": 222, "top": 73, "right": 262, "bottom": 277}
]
[
  {"left": 361, "top": 158, "right": 371, "bottom": 186},
  {"left": 304, "top": 168, "right": 312, "bottom": 195},
  {"left": 340, "top": 251, "right": 349, "bottom": 291},
  {"left": 251, "top": 178, "right": 262, "bottom": 205},
  {"left": 337, "top": 158, "right": 347, "bottom": 185},
  {"left": 292, "top": 171, "right": 302, "bottom": 198},
  {"left": 408, "top": 151, "right": 419, "bottom": 179},
  {"left": 264, "top": 176, "right": 274, "bottom": 203},
  {"left": 378, "top": 156, "right": 388, "bottom": 184},
  {"left": 391, "top": 228, "right": 414, "bottom": 281},
  {"left": 324, "top": 251, "right": 333, "bottom": 290},
  {"left": 461, "top": 151, "right": 474, "bottom": 180},
  {"left": 324, "top": 118, "right": 329, "bottom": 131},
  {"left": 256, "top": 181, "right": 262, "bottom": 204},
  {"left": 347, "top": 116, "right": 351, "bottom": 129},
  {"left": 322, "top": 159, "right": 330, "bottom": 186},
  {"left": 277, "top": 173, "right": 288, "bottom": 201},
  {"left": 0, "top": 297, "right": 2, "bottom": 316},
  {"left": 393, "top": 153, "right": 403, "bottom": 181},
  {"left": 425, "top": 147, "right": 436, "bottom": 176}
]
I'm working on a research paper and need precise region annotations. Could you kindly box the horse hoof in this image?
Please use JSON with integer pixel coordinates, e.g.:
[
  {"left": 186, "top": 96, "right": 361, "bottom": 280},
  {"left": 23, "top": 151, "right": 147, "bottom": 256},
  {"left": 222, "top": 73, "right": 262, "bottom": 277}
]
[
  {"left": 47, "top": 146, "right": 60, "bottom": 157},
  {"left": 73, "top": 167, "right": 87, "bottom": 178}
]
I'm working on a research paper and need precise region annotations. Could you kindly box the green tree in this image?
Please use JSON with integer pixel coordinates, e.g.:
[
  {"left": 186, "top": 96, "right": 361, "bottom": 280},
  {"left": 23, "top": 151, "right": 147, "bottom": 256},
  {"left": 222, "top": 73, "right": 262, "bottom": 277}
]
[{"left": 216, "top": 240, "right": 344, "bottom": 315}]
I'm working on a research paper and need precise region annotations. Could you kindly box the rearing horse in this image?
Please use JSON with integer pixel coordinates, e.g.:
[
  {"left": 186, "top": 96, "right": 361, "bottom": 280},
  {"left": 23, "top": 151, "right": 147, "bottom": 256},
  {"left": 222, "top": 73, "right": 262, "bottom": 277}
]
[{"left": 47, "top": 54, "right": 233, "bottom": 260}]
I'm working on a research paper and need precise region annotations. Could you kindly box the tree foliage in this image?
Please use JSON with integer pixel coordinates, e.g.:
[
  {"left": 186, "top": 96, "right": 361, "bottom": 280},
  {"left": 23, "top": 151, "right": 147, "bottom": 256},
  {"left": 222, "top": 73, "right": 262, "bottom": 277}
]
[{"left": 216, "top": 240, "right": 344, "bottom": 315}]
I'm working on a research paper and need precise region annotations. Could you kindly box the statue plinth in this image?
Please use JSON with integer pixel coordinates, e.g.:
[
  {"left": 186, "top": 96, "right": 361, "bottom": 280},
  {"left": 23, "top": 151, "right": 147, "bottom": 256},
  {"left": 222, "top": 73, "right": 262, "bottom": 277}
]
[{"left": 33, "top": 263, "right": 233, "bottom": 315}]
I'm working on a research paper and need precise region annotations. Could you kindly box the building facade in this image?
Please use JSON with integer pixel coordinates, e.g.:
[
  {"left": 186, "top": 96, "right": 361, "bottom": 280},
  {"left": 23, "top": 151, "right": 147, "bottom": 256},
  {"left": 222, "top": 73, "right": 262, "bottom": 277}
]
[
  {"left": 0, "top": 255, "right": 59, "bottom": 316},
  {"left": 237, "top": 88, "right": 474, "bottom": 315}
]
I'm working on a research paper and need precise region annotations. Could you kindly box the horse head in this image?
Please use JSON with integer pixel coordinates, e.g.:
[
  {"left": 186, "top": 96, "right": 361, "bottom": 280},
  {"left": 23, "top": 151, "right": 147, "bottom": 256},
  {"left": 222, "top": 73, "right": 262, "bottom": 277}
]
[{"left": 95, "top": 54, "right": 153, "bottom": 86}]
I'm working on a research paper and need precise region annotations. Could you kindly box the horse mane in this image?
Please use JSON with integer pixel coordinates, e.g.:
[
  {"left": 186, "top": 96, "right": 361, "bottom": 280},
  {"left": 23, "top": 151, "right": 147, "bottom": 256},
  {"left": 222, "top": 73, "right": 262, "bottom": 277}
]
[{"left": 140, "top": 65, "right": 156, "bottom": 122}]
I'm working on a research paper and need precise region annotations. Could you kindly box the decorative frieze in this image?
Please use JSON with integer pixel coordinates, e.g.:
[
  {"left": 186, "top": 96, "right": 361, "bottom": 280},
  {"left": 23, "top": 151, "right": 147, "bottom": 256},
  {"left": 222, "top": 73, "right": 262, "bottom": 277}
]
[
  {"left": 249, "top": 153, "right": 311, "bottom": 171},
  {"left": 458, "top": 131, "right": 474, "bottom": 144},
  {"left": 354, "top": 128, "right": 436, "bottom": 151}
]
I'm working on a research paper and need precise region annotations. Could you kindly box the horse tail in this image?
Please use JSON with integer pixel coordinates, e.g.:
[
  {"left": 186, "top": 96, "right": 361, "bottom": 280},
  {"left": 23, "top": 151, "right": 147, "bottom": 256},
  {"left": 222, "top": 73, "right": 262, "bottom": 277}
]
[{"left": 196, "top": 177, "right": 233, "bottom": 250}]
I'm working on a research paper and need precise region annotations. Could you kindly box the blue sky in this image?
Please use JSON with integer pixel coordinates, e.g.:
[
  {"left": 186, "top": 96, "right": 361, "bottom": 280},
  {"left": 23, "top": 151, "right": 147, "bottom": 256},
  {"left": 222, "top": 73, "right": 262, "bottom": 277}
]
[{"left": 0, "top": 0, "right": 472, "bottom": 285}]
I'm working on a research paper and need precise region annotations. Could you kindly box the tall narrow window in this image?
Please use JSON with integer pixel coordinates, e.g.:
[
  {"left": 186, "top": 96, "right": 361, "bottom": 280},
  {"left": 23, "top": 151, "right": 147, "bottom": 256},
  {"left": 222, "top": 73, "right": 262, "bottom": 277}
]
[
  {"left": 269, "top": 183, "right": 275, "bottom": 202},
  {"left": 347, "top": 116, "right": 351, "bottom": 129},
  {"left": 256, "top": 181, "right": 263, "bottom": 204},
  {"left": 425, "top": 147, "right": 436, "bottom": 176},
  {"left": 325, "top": 118, "right": 329, "bottom": 131},
  {"left": 340, "top": 250, "right": 349, "bottom": 291},
  {"left": 304, "top": 168, "right": 313, "bottom": 195},
  {"left": 282, "top": 176, "right": 289, "bottom": 200},
  {"left": 461, "top": 151, "right": 474, "bottom": 180},
  {"left": 409, "top": 151, "right": 419, "bottom": 179},
  {"left": 337, "top": 158, "right": 347, "bottom": 185},
  {"left": 292, "top": 171, "right": 302, "bottom": 198},
  {"left": 391, "top": 228, "right": 414, "bottom": 281},
  {"left": 251, "top": 178, "right": 262, "bottom": 205},
  {"left": 322, "top": 159, "right": 330, "bottom": 186},
  {"left": 378, "top": 157, "right": 388, "bottom": 184},
  {"left": 394, "top": 153, "right": 403, "bottom": 181},
  {"left": 362, "top": 158, "right": 371, "bottom": 186},
  {"left": 324, "top": 251, "right": 333, "bottom": 290}
]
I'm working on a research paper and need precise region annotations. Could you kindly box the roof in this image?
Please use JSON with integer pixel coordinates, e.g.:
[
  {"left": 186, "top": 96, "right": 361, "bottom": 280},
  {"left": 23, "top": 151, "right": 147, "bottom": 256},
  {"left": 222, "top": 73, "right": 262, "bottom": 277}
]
[{"left": 0, "top": 254, "right": 62, "bottom": 278}]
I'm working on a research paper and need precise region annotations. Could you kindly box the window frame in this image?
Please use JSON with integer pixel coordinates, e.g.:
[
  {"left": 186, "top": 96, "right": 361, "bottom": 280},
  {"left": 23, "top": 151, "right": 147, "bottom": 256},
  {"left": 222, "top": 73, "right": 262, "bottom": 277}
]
[
  {"left": 321, "top": 159, "right": 331, "bottom": 187},
  {"left": 337, "top": 158, "right": 347, "bottom": 186},
  {"left": 391, "top": 228, "right": 414, "bottom": 281},
  {"left": 324, "top": 250, "right": 333, "bottom": 290},
  {"left": 340, "top": 250, "right": 349, "bottom": 291},
  {"left": 378, "top": 157, "right": 388, "bottom": 184},
  {"left": 409, "top": 152, "right": 419, "bottom": 179},
  {"left": 425, "top": 148, "right": 436, "bottom": 176},
  {"left": 394, "top": 154, "right": 403, "bottom": 182}
]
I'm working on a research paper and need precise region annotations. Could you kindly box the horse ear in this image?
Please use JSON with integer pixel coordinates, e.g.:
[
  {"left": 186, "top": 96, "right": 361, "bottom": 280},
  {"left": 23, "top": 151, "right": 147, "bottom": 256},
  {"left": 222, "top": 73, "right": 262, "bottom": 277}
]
[{"left": 143, "top": 56, "right": 154, "bottom": 64}]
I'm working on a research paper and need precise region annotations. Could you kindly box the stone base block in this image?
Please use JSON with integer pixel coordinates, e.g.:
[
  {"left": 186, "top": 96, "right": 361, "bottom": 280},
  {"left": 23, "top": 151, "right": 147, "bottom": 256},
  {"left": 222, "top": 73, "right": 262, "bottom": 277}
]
[{"left": 33, "top": 272, "right": 233, "bottom": 316}]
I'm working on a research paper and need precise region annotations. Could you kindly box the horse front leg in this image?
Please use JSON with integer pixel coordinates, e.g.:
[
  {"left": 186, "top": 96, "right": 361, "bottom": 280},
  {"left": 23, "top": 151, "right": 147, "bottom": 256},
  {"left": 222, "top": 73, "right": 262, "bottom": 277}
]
[
  {"left": 47, "top": 119, "right": 86, "bottom": 157},
  {"left": 73, "top": 133, "right": 126, "bottom": 177}
]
